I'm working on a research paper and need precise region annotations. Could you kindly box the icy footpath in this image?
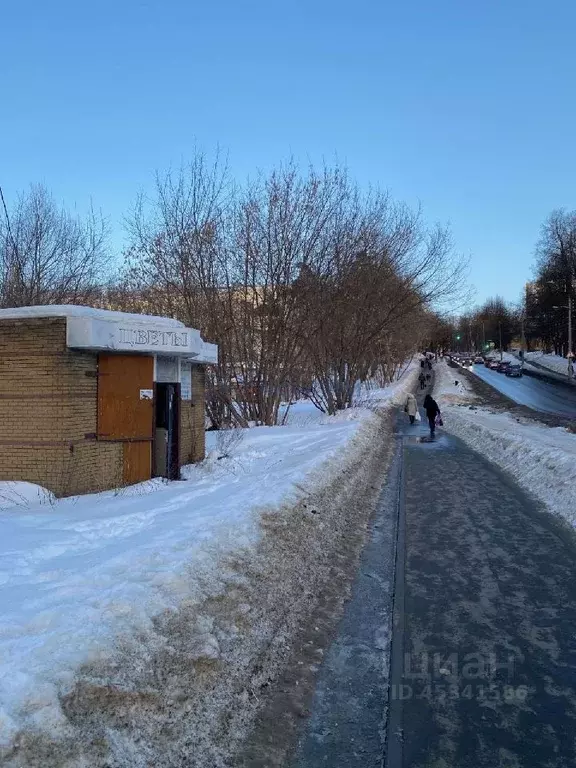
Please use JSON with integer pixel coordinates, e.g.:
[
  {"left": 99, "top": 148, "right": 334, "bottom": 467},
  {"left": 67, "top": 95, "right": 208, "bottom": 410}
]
[
  {"left": 435, "top": 361, "right": 576, "bottom": 525},
  {"left": 0, "top": 367, "right": 417, "bottom": 749}
]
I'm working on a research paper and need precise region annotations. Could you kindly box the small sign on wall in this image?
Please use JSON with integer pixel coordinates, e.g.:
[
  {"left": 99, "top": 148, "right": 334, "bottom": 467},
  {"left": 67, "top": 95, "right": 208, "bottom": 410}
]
[
  {"left": 156, "top": 355, "right": 179, "bottom": 383},
  {"left": 140, "top": 389, "right": 154, "bottom": 400},
  {"left": 181, "top": 364, "right": 192, "bottom": 401}
]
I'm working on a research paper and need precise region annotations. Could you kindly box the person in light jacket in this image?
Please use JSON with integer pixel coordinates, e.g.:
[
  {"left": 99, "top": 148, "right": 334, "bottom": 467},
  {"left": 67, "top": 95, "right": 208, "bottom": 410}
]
[
  {"left": 423, "top": 394, "right": 441, "bottom": 438},
  {"left": 405, "top": 392, "right": 418, "bottom": 424}
]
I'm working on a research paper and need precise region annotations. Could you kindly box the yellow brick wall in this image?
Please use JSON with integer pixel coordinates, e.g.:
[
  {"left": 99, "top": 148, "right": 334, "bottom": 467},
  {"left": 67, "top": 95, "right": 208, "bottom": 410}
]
[
  {"left": 0, "top": 319, "right": 208, "bottom": 496},
  {"left": 0, "top": 318, "right": 122, "bottom": 497}
]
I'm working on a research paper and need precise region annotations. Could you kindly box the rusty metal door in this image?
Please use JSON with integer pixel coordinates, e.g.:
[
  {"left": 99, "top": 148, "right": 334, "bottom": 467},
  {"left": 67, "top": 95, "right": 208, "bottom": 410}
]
[{"left": 97, "top": 354, "right": 154, "bottom": 484}]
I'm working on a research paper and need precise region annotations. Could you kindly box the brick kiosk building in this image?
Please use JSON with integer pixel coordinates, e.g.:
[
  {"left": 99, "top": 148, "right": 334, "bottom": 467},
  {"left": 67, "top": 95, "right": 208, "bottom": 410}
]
[{"left": 0, "top": 306, "right": 218, "bottom": 496}]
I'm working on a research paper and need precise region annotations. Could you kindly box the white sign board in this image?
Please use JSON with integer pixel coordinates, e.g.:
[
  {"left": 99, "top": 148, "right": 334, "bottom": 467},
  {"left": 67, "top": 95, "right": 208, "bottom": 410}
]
[
  {"left": 181, "top": 364, "right": 192, "bottom": 401},
  {"left": 140, "top": 389, "right": 153, "bottom": 400},
  {"left": 67, "top": 317, "right": 202, "bottom": 357}
]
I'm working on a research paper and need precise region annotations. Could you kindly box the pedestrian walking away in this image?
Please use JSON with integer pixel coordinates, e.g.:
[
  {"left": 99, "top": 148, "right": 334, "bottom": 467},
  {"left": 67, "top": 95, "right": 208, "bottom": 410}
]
[
  {"left": 418, "top": 372, "right": 426, "bottom": 390},
  {"left": 423, "top": 393, "right": 441, "bottom": 438},
  {"left": 404, "top": 392, "right": 418, "bottom": 424}
]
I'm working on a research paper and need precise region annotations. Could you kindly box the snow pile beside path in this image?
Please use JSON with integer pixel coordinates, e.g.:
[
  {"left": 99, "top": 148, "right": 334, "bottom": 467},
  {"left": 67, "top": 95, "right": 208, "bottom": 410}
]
[
  {"left": 0, "top": 422, "right": 353, "bottom": 744},
  {"left": 0, "top": 482, "right": 55, "bottom": 511},
  {"left": 525, "top": 351, "right": 573, "bottom": 377},
  {"left": 439, "top": 408, "right": 576, "bottom": 524},
  {"left": 0, "top": 368, "right": 418, "bottom": 752},
  {"left": 434, "top": 361, "right": 477, "bottom": 406},
  {"left": 354, "top": 359, "right": 421, "bottom": 410},
  {"left": 435, "top": 362, "right": 576, "bottom": 525},
  {"left": 278, "top": 358, "right": 420, "bottom": 426}
]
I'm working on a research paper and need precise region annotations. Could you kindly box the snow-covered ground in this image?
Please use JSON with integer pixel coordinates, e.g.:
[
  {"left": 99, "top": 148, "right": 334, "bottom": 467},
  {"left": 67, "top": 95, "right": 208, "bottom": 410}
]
[
  {"left": 524, "top": 351, "right": 574, "bottom": 377},
  {"left": 0, "top": 482, "right": 55, "bottom": 511},
  {"left": 435, "top": 361, "right": 576, "bottom": 525},
  {"left": 0, "top": 365, "right": 417, "bottom": 750}
]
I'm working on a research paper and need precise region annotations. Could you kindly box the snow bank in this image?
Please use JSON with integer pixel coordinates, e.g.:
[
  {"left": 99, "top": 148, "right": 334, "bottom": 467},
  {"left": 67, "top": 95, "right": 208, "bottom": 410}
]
[
  {"left": 435, "top": 361, "right": 576, "bottom": 525},
  {"left": 0, "top": 365, "right": 418, "bottom": 753},
  {"left": 434, "top": 365, "right": 478, "bottom": 406},
  {"left": 0, "top": 482, "right": 55, "bottom": 511},
  {"left": 0, "top": 305, "right": 184, "bottom": 327},
  {"left": 524, "top": 351, "right": 574, "bottom": 378},
  {"left": 277, "top": 358, "right": 420, "bottom": 426}
]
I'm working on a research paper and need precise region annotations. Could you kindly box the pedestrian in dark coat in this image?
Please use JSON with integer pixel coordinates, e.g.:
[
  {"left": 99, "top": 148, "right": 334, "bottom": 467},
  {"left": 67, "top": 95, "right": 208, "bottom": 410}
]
[
  {"left": 423, "top": 394, "right": 440, "bottom": 438},
  {"left": 418, "top": 372, "right": 426, "bottom": 390}
]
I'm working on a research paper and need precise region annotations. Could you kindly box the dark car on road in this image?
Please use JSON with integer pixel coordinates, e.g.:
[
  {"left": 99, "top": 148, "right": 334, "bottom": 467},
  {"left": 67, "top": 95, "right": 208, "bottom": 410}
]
[
  {"left": 496, "top": 361, "right": 511, "bottom": 373},
  {"left": 505, "top": 364, "right": 523, "bottom": 378}
]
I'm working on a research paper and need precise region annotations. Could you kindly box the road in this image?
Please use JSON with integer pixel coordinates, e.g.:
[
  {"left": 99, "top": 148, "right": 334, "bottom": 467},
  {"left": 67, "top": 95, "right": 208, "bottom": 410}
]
[{"left": 467, "top": 363, "right": 576, "bottom": 418}]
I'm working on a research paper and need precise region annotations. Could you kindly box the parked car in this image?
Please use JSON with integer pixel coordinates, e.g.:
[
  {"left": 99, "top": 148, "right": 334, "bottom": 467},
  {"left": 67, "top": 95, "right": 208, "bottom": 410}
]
[
  {"left": 505, "top": 364, "right": 523, "bottom": 378},
  {"left": 474, "top": 356, "right": 484, "bottom": 364},
  {"left": 496, "top": 361, "right": 511, "bottom": 373},
  {"left": 488, "top": 359, "right": 500, "bottom": 369}
]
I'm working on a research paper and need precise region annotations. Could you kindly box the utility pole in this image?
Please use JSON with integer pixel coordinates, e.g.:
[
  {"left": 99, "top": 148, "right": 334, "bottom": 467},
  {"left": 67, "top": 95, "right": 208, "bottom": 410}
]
[
  {"left": 568, "top": 293, "right": 573, "bottom": 376},
  {"left": 499, "top": 321, "right": 503, "bottom": 361}
]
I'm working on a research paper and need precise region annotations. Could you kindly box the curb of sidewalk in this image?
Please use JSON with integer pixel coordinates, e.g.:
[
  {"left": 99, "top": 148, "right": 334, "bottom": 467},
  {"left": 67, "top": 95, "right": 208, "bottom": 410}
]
[{"left": 384, "top": 434, "right": 407, "bottom": 768}]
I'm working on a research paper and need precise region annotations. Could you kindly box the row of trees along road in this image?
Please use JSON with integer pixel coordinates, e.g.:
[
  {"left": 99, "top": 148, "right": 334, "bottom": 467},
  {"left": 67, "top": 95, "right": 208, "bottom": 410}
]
[
  {"left": 452, "top": 297, "right": 519, "bottom": 354},
  {"left": 442, "top": 210, "right": 576, "bottom": 362},
  {"left": 525, "top": 209, "right": 576, "bottom": 356},
  {"left": 1, "top": 156, "right": 468, "bottom": 427}
]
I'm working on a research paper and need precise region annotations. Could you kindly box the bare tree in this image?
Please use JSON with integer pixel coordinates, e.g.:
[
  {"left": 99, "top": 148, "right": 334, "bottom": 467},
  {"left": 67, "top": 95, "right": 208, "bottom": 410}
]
[
  {"left": 523, "top": 209, "right": 576, "bottom": 354},
  {"left": 125, "top": 158, "right": 348, "bottom": 427},
  {"left": 536, "top": 209, "right": 576, "bottom": 290},
  {"left": 0, "top": 184, "right": 110, "bottom": 307},
  {"left": 124, "top": 154, "right": 469, "bottom": 423},
  {"left": 296, "top": 190, "right": 468, "bottom": 414}
]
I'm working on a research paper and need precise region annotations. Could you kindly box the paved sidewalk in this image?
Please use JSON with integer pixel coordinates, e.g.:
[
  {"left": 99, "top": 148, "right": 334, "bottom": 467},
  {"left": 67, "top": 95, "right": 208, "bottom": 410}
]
[
  {"left": 291, "top": 377, "right": 576, "bottom": 767},
  {"left": 390, "top": 414, "right": 576, "bottom": 767}
]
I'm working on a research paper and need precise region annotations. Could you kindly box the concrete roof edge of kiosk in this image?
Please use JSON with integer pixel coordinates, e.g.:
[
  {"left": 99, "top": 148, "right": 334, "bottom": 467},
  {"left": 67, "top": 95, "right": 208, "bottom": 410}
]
[{"left": 0, "top": 305, "right": 219, "bottom": 363}]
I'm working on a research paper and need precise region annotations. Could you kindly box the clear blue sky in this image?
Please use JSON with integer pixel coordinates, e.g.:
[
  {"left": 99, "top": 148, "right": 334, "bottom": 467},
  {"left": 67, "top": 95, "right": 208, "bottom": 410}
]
[{"left": 2, "top": 0, "right": 575, "bottom": 306}]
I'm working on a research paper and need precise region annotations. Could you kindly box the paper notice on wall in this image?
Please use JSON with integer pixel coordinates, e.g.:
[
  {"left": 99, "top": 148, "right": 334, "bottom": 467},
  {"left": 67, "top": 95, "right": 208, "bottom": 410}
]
[
  {"left": 140, "top": 389, "right": 153, "bottom": 400},
  {"left": 181, "top": 365, "right": 192, "bottom": 401}
]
